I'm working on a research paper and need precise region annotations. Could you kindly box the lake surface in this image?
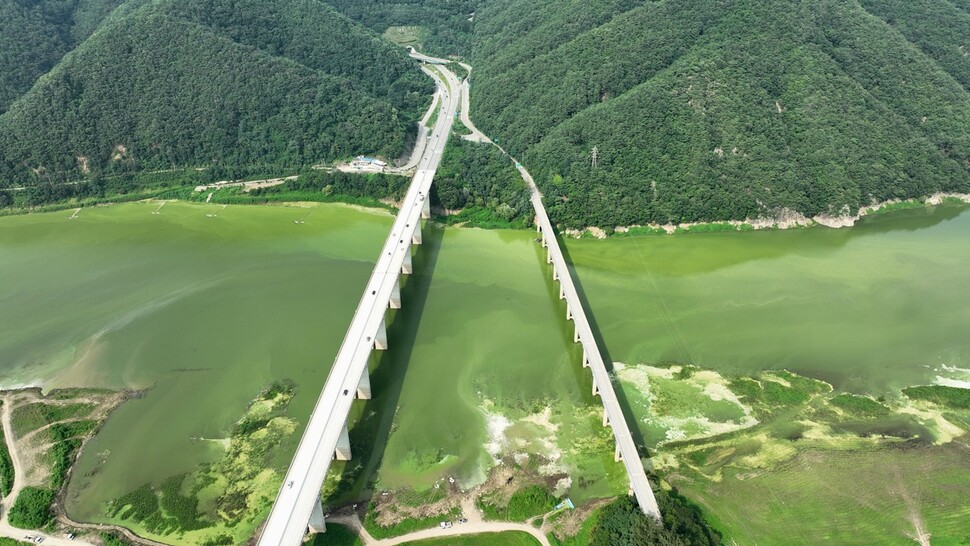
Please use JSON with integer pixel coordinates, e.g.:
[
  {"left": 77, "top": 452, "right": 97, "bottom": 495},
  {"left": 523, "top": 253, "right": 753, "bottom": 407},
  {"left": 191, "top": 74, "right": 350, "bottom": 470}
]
[
  {"left": 3, "top": 200, "right": 969, "bottom": 535},
  {"left": 565, "top": 204, "right": 970, "bottom": 397},
  {"left": 0, "top": 201, "right": 392, "bottom": 520},
  {"left": 0, "top": 201, "right": 619, "bottom": 530}
]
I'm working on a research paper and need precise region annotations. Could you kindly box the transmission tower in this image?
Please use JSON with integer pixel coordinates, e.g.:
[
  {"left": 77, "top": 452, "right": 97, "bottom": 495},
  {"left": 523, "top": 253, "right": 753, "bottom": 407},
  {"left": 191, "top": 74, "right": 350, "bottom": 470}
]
[{"left": 591, "top": 146, "right": 599, "bottom": 169}]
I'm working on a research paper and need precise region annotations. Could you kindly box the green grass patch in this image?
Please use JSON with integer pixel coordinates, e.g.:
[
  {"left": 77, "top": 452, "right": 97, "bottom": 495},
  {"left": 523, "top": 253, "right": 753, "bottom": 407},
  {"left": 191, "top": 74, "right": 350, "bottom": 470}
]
[
  {"left": 677, "top": 443, "right": 970, "bottom": 544},
  {"left": 426, "top": 96, "right": 440, "bottom": 129},
  {"left": 674, "top": 222, "right": 752, "bottom": 234},
  {"left": 310, "top": 523, "right": 361, "bottom": 546},
  {"left": 100, "top": 533, "right": 134, "bottom": 546},
  {"left": 609, "top": 226, "right": 668, "bottom": 237},
  {"left": 903, "top": 385, "right": 970, "bottom": 409},
  {"left": 11, "top": 402, "right": 96, "bottom": 437},
  {"left": 364, "top": 502, "right": 460, "bottom": 539},
  {"left": 439, "top": 206, "right": 529, "bottom": 229},
  {"left": 0, "top": 425, "right": 14, "bottom": 496},
  {"left": 830, "top": 393, "right": 891, "bottom": 418},
  {"left": 401, "top": 532, "right": 541, "bottom": 545},
  {"left": 649, "top": 377, "right": 746, "bottom": 423},
  {"left": 867, "top": 200, "right": 925, "bottom": 215},
  {"left": 479, "top": 485, "right": 557, "bottom": 522},
  {"left": 383, "top": 26, "right": 426, "bottom": 49},
  {"left": 8, "top": 486, "right": 56, "bottom": 529}
]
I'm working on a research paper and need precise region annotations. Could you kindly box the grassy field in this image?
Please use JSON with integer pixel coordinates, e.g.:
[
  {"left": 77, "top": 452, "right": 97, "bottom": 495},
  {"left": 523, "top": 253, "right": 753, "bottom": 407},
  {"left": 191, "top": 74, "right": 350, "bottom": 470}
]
[
  {"left": 311, "top": 524, "right": 361, "bottom": 546},
  {"left": 677, "top": 443, "right": 970, "bottom": 545},
  {"left": 383, "top": 26, "right": 426, "bottom": 49},
  {"left": 615, "top": 363, "right": 970, "bottom": 545},
  {"left": 401, "top": 532, "right": 542, "bottom": 545}
]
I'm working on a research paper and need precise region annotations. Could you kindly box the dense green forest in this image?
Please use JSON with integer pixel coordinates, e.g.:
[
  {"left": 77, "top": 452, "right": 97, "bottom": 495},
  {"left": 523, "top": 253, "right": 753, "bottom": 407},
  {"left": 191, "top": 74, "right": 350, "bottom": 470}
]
[
  {"left": 0, "top": 0, "right": 431, "bottom": 188},
  {"left": 0, "top": 0, "right": 124, "bottom": 114},
  {"left": 324, "top": 0, "right": 478, "bottom": 57},
  {"left": 470, "top": 0, "right": 970, "bottom": 227}
]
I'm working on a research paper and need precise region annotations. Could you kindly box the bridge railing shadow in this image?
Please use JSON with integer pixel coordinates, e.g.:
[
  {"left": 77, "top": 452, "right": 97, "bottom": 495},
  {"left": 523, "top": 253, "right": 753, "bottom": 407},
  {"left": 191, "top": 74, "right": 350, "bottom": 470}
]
[
  {"left": 323, "top": 224, "right": 445, "bottom": 511},
  {"left": 539, "top": 227, "right": 654, "bottom": 469}
]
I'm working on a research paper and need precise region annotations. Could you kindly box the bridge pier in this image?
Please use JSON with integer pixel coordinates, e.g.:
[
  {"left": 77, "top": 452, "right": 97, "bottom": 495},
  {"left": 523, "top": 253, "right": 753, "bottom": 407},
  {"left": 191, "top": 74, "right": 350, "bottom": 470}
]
[
  {"left": 375, "top": 318, "right": 388, "bottom": 350},
  {"left": 559, "top": 284, "right": 565, "bottom": 300},
  {"left": 412, "top": 226, "right": 423, "bottom": 245},
  {"left": 421, "top": 195, "right": 431, "bottom": 219},
  {"left": 308, "top": 497, "right": 326, "bottom": 534},
  {"left": 592, "top": 377, "right": 599, "bottom": 396},
  {"left": 335, "top": 424, "right": 352, "bottom": 461},
  {"left": 566, "top": 303, "right": 573, "bottom": 320},
  {"left": 357, "top": 366, "right": 372, "bottom": 399},
  {"left": 603, "top": 407, "right": 609, "bottom": 427},
  {"left": 574, "top": 324, "right": 581, "bottom": 343},
  {"left": 402, "top": 248, "right": 413, "bottom": 274},
  {"left": 582, "top": 349, "right": 590, "bottom": 368},
  {"left": 389, "top": 279, "right": 402, "bottom": 309},
  {"left": 614, "top": 444, "right": 623, "bottom": 462}
]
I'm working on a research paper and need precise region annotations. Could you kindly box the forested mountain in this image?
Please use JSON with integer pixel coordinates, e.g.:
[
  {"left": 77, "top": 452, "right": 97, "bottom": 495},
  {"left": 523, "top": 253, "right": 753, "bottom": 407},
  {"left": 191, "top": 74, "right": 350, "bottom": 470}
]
[
  {"left": 470, "top": 0, "right": 970, "bottom": 227},
  {"left": 0, "top": 0, "right": 431, "bottom": 188},
  {"left": 0, "top": 0, "right": 124, "bottom": 114},
  {"left": 324, "top": 0, "right": 478, "bottom": 57}
]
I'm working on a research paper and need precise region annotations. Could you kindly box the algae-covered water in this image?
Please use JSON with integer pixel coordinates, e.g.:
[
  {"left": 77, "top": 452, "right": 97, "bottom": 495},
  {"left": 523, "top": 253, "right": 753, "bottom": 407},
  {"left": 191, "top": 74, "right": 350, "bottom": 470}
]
[
  {"left": 0, "top": 201, "right": 393, "bottom": 521},
  {"left": 565, "top": 204, "right": 970, "bottom": 395},
  {"left": 0, "top": 200, "right": 619, "bottom": 535}
]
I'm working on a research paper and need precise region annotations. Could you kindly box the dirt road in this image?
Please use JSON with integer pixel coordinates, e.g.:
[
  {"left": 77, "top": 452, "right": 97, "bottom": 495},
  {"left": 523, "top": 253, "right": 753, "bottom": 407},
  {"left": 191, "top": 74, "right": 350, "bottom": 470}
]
[{"left": 0, "top": 394, "right": 96, "bottom": 546}]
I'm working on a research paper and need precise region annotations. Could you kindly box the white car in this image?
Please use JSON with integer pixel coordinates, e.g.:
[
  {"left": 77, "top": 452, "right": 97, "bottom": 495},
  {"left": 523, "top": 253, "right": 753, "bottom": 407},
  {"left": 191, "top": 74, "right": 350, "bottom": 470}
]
[{"left": 439, "top": 521, "right": 453, "bottom": 529}]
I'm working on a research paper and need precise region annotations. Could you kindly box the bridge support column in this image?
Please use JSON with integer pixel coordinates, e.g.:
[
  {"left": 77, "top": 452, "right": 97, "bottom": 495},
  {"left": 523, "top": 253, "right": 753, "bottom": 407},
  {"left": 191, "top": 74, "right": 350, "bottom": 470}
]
[
  {"left": 559, "top": 284, "right": 565, "bottom": 300},
  {"left": 546, "top": 247, "right": 552, "bottom": 264},
  {"left": 614, "top": 444, "right": 623, "bottom": 462},
  {"left": 421, "top": 196, "right": 431, "bottom": 219},
  {"left": 552, "top": 267, "right": 559, "bottom": 281},
  {"left": 566, "top": 304, "right": 573, "bottom": 320},
  {"left": 389, "top": 279, "right": 401, "bottom": 309},
  {"left": 582, "top": 349, "right": 590, "bottom": 368},
  {"left": 335, "top": 424, "right": 352, "bottom": 461},
  {"left": 375, "top": 318, "right": 388, "bottom": 350},
  {"left": 413, "top": 225, "right": 422, "bottom": 245},
  {"left": 402, "top": 249, "right": 413, "bottom": 274},
  {"left": 592, "top": 377, "right": 599, "bottom": 396},
  {"left": 308, "top": 496, "right": 326, "bottom": 533},
  {"left": 536, "top": 217, "right": 541, "bottom": 233},
  {"left": 603, "top": 407, "right": 609, "bottom": 427},
  {"left": 574, "top": 324, "right": 580, "bottom": 343},
  {"left": 357, "top": 366, "right": 372, "bottom": 399}
]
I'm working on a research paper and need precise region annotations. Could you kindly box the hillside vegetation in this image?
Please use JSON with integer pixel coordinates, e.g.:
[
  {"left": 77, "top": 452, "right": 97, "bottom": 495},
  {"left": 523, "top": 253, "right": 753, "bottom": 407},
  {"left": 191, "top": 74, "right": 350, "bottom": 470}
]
[
  {"left": 470, "top": 0, "right": 970, "bottom": 227},
  {"left": 325, "top": 0, "right": 478, "bottom": 57},
  {"left": 0, "top": 0, "right": 431, "bottom": 189},
  {"left": 0, "top": 0, "right": 124, "bottom": 114}
]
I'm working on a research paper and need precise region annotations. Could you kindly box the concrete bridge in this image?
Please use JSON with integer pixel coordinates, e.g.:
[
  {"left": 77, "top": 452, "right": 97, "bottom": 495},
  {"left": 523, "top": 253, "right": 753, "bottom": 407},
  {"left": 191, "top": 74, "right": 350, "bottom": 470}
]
[
  {"left": 255, "top": 55, "right": 461, "bottom": 546},
  {"left": 257, "top": 53, "right": 660, "bottom": 545},
  {"left": 521, "top": 165, "right": 662, "bottom": 520}
]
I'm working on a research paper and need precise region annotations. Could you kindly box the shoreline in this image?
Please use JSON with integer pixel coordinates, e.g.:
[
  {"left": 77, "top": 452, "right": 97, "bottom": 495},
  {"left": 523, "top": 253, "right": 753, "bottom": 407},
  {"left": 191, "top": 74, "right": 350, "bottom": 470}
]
[
  {"left": 565, "top": 192, "right": 970, "bottom": 239},
  {"left": 2, "top": 190, "right": 969, "bottom": 239}
]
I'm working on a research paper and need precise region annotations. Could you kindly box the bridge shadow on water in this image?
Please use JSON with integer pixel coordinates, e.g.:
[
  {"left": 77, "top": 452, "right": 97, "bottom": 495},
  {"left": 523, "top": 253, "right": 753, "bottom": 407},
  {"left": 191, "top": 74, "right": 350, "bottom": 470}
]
[
  {"left": 325, "top": 224, "right": 445, "bottom": 509},
  {"left": 535, "top": 227, "right": 656, "bottom": 471}
]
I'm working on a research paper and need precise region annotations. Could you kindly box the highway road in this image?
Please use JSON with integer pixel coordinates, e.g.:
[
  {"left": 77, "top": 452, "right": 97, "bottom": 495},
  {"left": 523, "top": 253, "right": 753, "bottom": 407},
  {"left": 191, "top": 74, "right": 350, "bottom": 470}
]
[{"left": 255, "top": 53, "right": 462, "bottom": 546}]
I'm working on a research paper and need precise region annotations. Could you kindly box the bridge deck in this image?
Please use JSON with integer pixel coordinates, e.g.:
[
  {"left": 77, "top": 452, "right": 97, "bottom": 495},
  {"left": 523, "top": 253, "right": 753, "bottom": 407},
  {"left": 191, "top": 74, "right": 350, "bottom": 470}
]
[
  {"left": 256, "top": 62, "right": 460, "bottom": 546},
  {"left": 521, "top": 166, "right": 662, "bottom": 519}
]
